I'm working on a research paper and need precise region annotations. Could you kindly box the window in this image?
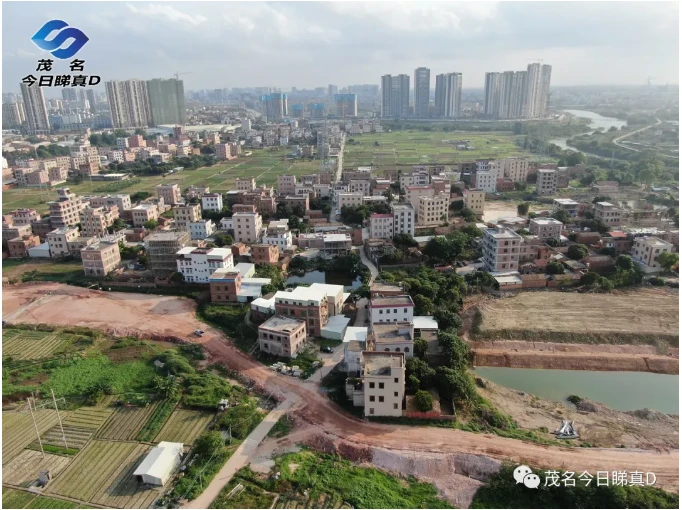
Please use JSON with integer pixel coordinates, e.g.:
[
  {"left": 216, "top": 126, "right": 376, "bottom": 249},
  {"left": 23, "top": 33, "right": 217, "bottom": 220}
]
[
  {"left": 379, "top": 396, "right": 384, "bottom": 402},
  {"left": 369, "top": 395, "right": 375, "bottom": 402},
  {"left": 379, "top": 382, "right": 384, "bottom": 389},
  {"left": 369, "top": 382, "right": 375, "bottom": 389},
  {"left": 393, "top": 403, "right": 398, "bottom": 410},
  {"left": 394, "top": 391, "right": 398, "bottom": 397},
  {"left": 369, "top": 408, "right": 374, "bottom": 415},
  {"left": 394, "top": 378, "right": 398, "bottom": 383}
]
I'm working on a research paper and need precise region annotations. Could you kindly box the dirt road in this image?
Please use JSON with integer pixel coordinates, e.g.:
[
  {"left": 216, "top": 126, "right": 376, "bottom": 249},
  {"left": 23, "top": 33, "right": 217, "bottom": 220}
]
[{"left": 3, "top": 283, "right": 679, "bottom": 493}]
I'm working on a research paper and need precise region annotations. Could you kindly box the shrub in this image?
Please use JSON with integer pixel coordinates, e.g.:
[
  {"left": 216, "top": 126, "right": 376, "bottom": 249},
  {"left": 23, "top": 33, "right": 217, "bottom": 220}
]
[{"left": 414, "top": 390, "right": 434, "bottom": 412}]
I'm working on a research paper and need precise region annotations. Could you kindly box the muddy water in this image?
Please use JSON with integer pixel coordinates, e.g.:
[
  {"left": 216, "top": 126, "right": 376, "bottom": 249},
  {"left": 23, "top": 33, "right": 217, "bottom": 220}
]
[{"left": 474, "top": 367, "right": 679, "bottom": 414}]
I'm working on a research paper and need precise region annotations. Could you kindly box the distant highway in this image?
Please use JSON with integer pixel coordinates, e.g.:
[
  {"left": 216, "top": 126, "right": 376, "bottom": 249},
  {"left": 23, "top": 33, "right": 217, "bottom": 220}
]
[{"left": 612, "top": 118, "right": 661, "bottom": 152}]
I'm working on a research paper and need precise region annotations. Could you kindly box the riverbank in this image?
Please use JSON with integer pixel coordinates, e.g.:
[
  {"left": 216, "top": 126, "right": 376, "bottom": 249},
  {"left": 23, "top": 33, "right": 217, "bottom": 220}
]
[
  {"left": 470, "top": 339, "right": 678, "bottom": 375},
  {"left": 475, "top": 377, "right": 678, "bottom": 450}
]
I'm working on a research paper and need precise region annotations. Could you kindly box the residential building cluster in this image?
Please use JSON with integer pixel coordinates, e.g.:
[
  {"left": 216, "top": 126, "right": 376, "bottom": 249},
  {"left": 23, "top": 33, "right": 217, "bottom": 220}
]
[{"left": 484, "top": 63, "right": 552, "bottom": 119}]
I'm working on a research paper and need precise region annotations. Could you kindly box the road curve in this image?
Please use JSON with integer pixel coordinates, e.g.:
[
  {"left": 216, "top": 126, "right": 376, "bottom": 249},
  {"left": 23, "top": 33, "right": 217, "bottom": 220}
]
[
  {"left": 3, "top": 283, "right": 678, "bottom": 493},
  {"left": 612, "top": 118, "right": 662, "bottom": 152}
]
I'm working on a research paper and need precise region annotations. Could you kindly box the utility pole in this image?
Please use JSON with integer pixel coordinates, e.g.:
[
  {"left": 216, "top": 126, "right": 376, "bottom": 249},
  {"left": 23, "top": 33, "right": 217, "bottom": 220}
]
[
  {"left": 27, "top": 398, "right": 45, "bottom": 458},
  {"left": 51, "top": 389, "right": 69, "bottom": 449}
]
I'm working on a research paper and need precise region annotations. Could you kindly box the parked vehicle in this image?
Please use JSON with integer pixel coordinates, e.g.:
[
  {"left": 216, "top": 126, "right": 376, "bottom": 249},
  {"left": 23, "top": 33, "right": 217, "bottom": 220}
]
[{"left": 320, "top": 346, "right": 333, "bottom": 353}]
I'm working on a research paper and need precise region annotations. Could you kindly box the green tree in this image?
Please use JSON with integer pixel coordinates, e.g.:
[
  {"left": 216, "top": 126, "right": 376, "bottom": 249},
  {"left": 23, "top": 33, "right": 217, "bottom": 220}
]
[
  {"left": 615, "top": 254, "right": 635, "bottom": 271},
  {"left": 656, "top": 252, "right": 678, "bottom": 272},
  {"left": 551, "top": 209, "right": 572, "bottom": 224},
  {"left": 459, "top": 207, "right": 477, "bottom": 223},
  {"left": 413, "top": 295, "right": 435, "bottom": 316},
  {"left": 547, "top": 260, "right": 565, "bottom": 275},
  {"left": 406, "top": 358, "right": 436, "bottom": 389},
  {"left": 153, "top": 376, "right": 180, "bottom": 400},
  {"left": 414, "top": 390, "right": 434, "bottom": 412},
  {"left": 517, "top": 202, "right": 530, "bottom": 216},
  {"left": 433, "top": 307, "right": 462, "bottom": 331},
  {"left": 143, "top": 219, "right": 158, "bottom": 230},
  {"left": 566, "top": 152, "right": 586, "bottom": 166},
  {"left": 435, "top": 367, "right": 478, "bottom": 406},
  {"left": 393, "top": 233, "right": 418, "bottom": 248},
  {"left": 214, "top": 233, "right": 234, "bottom": 247},
  {"left": 194, "top": 431, "right": 224, "bottom": 456},
  {"left": 414, "top": 337, "right": 428, "bottom": 359},
  {"left": 437, "top": 331, "right": 470, "bottom": 371},
  {"left": 567, "top": 244, "right": 589, "bottom": 260}
]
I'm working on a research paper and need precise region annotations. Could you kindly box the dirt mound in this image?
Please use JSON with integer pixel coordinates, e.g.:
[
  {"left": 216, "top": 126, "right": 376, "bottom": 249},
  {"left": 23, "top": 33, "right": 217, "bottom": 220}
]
[{"left": 629, "top": 408, "right": 677, "bottom": 421}]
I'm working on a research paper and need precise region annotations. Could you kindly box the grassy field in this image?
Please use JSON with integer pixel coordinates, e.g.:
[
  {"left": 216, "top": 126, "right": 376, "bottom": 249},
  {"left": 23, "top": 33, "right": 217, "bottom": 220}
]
[
  {"left": 46, "top": 440, "right": 161, "bottom": 508},
  {"left": 211, "top": 450, "right": 451, "bottom": 509},
  {"left": 153, "top": 409, "right": 214, "bottom": 445},
  {"left": 98, "top": 402, "right": 162, "bottom": 441},
  {"left": 2, "top": 149, "right": 320, "bottom": 214},
  {"left": 343, "top": 130, "right": 526, "bottom": 172},
  {"left": 3, "top": 449, "right": 72, "bottom": 487}
]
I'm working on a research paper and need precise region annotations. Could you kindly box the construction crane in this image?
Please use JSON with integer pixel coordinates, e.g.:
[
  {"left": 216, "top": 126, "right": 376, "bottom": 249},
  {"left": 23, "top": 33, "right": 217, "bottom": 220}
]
[{"left": 174, "top": 71, "right": 192, "bottom": 80}]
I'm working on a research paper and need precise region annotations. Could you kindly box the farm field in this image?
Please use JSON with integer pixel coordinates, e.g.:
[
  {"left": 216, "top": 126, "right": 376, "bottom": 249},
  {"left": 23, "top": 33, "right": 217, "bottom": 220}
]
[
  {"left": 153, "top": 409, "right": 213, "bottom": 444},
  {"left": 3, "top": 409, "right": 63, "bottom": 464},
  {"left": 61, "top": 407, "right": 114, "bottom": 431},
  {"left": 98, "top": 403, "right": 161, "bottom": 441},
  {"left": 3, "top": 450, "right": 72, "bottom": 487},
  {"left": 2, "top": 489, "right": 83, "bottom": 509},
  {"left": 2, "top": 329, "right": 75, "bottom": 361},
  {"left": 46, "top": 440, "right": 161, "bottom": 509},
  {"left": 343, "top": 130, "right": 527, "bottom": 172},
  {"left": 2, "top": 149, "right": 319, "bottom": 214},
  {"left": 478, "top": 288, "right": 679, "bottom": 341}
]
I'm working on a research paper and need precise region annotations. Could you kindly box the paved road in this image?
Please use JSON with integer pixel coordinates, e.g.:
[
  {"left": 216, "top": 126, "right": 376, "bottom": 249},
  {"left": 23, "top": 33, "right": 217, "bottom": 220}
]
[
  {"left": 612, "top": 118, "right": 661, "bottom": 152},
  {"left": 182, "top": 397, "right": 297, "bottom": 509},
  {"left": 358, "top": 246, "right": 378, "bottom": 283},
  {"left": 335, "top": 133, "right": 345, "bottom": 184}
]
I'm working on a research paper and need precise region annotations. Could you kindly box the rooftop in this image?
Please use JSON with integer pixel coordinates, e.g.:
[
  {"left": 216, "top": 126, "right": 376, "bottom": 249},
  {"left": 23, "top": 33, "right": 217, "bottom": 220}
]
[
  {"left": 413, "top": 316, "right": 439, "bottom": 330},
  {"left": 372, "top": 322, "right": 413, "bottom": 343},
  {"left": 370, "top": 295, "right": 414, "bottom": 308},
  {"left": 484, "top": 227, "right": 522, "bottom": 240},
  {"left": 275, "top": 286, "right": 327, "bottom": 305},
  {"left": 370, "top": 213, "right": 393, "bottom": 219},
  {"left": 363, "top": 351, "right": 404, "bottom": 375},
  {"left": 370, "top": 282, "right": 403, "bottom": 294},
  {"left": 343, "top": 327, "right": 368, "bottom": 344},
  {"left": 146, "top": 231, "right": 190, "bottom": 242},
  {"left": 260, "top": 315, "right": 306, "bottom": 333},
  {"left": 637, "top": 236, "right": 673, "bottom": 247},
  {"left": 596, "top": 202, "right": 616, "bottom": 207},
  {"left": 531, "top": 218, "right": 563, "bottom": 226},
  {"left": 323, "top": 234, "right": 351, "bottom": 242}
]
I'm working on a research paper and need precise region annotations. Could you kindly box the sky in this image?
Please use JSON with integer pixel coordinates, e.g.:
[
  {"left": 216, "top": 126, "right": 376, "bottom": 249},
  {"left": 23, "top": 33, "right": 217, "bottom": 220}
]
[{"left": 2, "top": 1, "right": 679, "bottom": 96}]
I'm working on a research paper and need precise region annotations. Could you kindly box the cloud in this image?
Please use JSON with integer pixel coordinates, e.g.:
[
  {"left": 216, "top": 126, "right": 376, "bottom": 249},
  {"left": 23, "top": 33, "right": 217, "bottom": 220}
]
[
  {"left": 126, "top": 3, "right": 207, "bottom": 26},
  {"left": 1, "top": 1, "right": 678, "bottom": 91}
]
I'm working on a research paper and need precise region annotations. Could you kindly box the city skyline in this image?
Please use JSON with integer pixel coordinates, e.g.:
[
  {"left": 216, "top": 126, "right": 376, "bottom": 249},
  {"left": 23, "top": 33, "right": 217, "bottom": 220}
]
[{"left": 2, "top": 2, "right": 678, "bottom": 93}]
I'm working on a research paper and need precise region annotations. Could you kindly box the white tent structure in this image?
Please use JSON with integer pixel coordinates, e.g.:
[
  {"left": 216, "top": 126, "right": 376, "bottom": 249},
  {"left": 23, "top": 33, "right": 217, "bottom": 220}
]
[{"left": 133, "top": 442, "right": 184, "bottom": 486}]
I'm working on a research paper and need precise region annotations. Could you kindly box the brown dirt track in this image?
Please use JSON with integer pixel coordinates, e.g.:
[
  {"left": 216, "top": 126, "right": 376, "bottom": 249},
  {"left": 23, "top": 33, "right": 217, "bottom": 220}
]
[{"left": 3, "top": 283, "right": 679, "bottom": 495}]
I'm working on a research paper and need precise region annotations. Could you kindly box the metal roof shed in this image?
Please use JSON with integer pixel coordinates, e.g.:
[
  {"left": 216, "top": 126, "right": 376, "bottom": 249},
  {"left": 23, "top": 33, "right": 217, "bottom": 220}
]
[{"left": 133, "top": 441, "right": 183, "bottom": 486}]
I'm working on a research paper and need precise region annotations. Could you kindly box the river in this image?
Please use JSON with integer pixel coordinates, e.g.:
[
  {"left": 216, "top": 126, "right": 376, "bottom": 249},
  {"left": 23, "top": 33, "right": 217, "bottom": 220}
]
[
  {"left": 473, "top": 367, "right": 679, "bottom": 414},
  {"left": 549, "top": 109, "right": 628, "bottom": 152}
]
